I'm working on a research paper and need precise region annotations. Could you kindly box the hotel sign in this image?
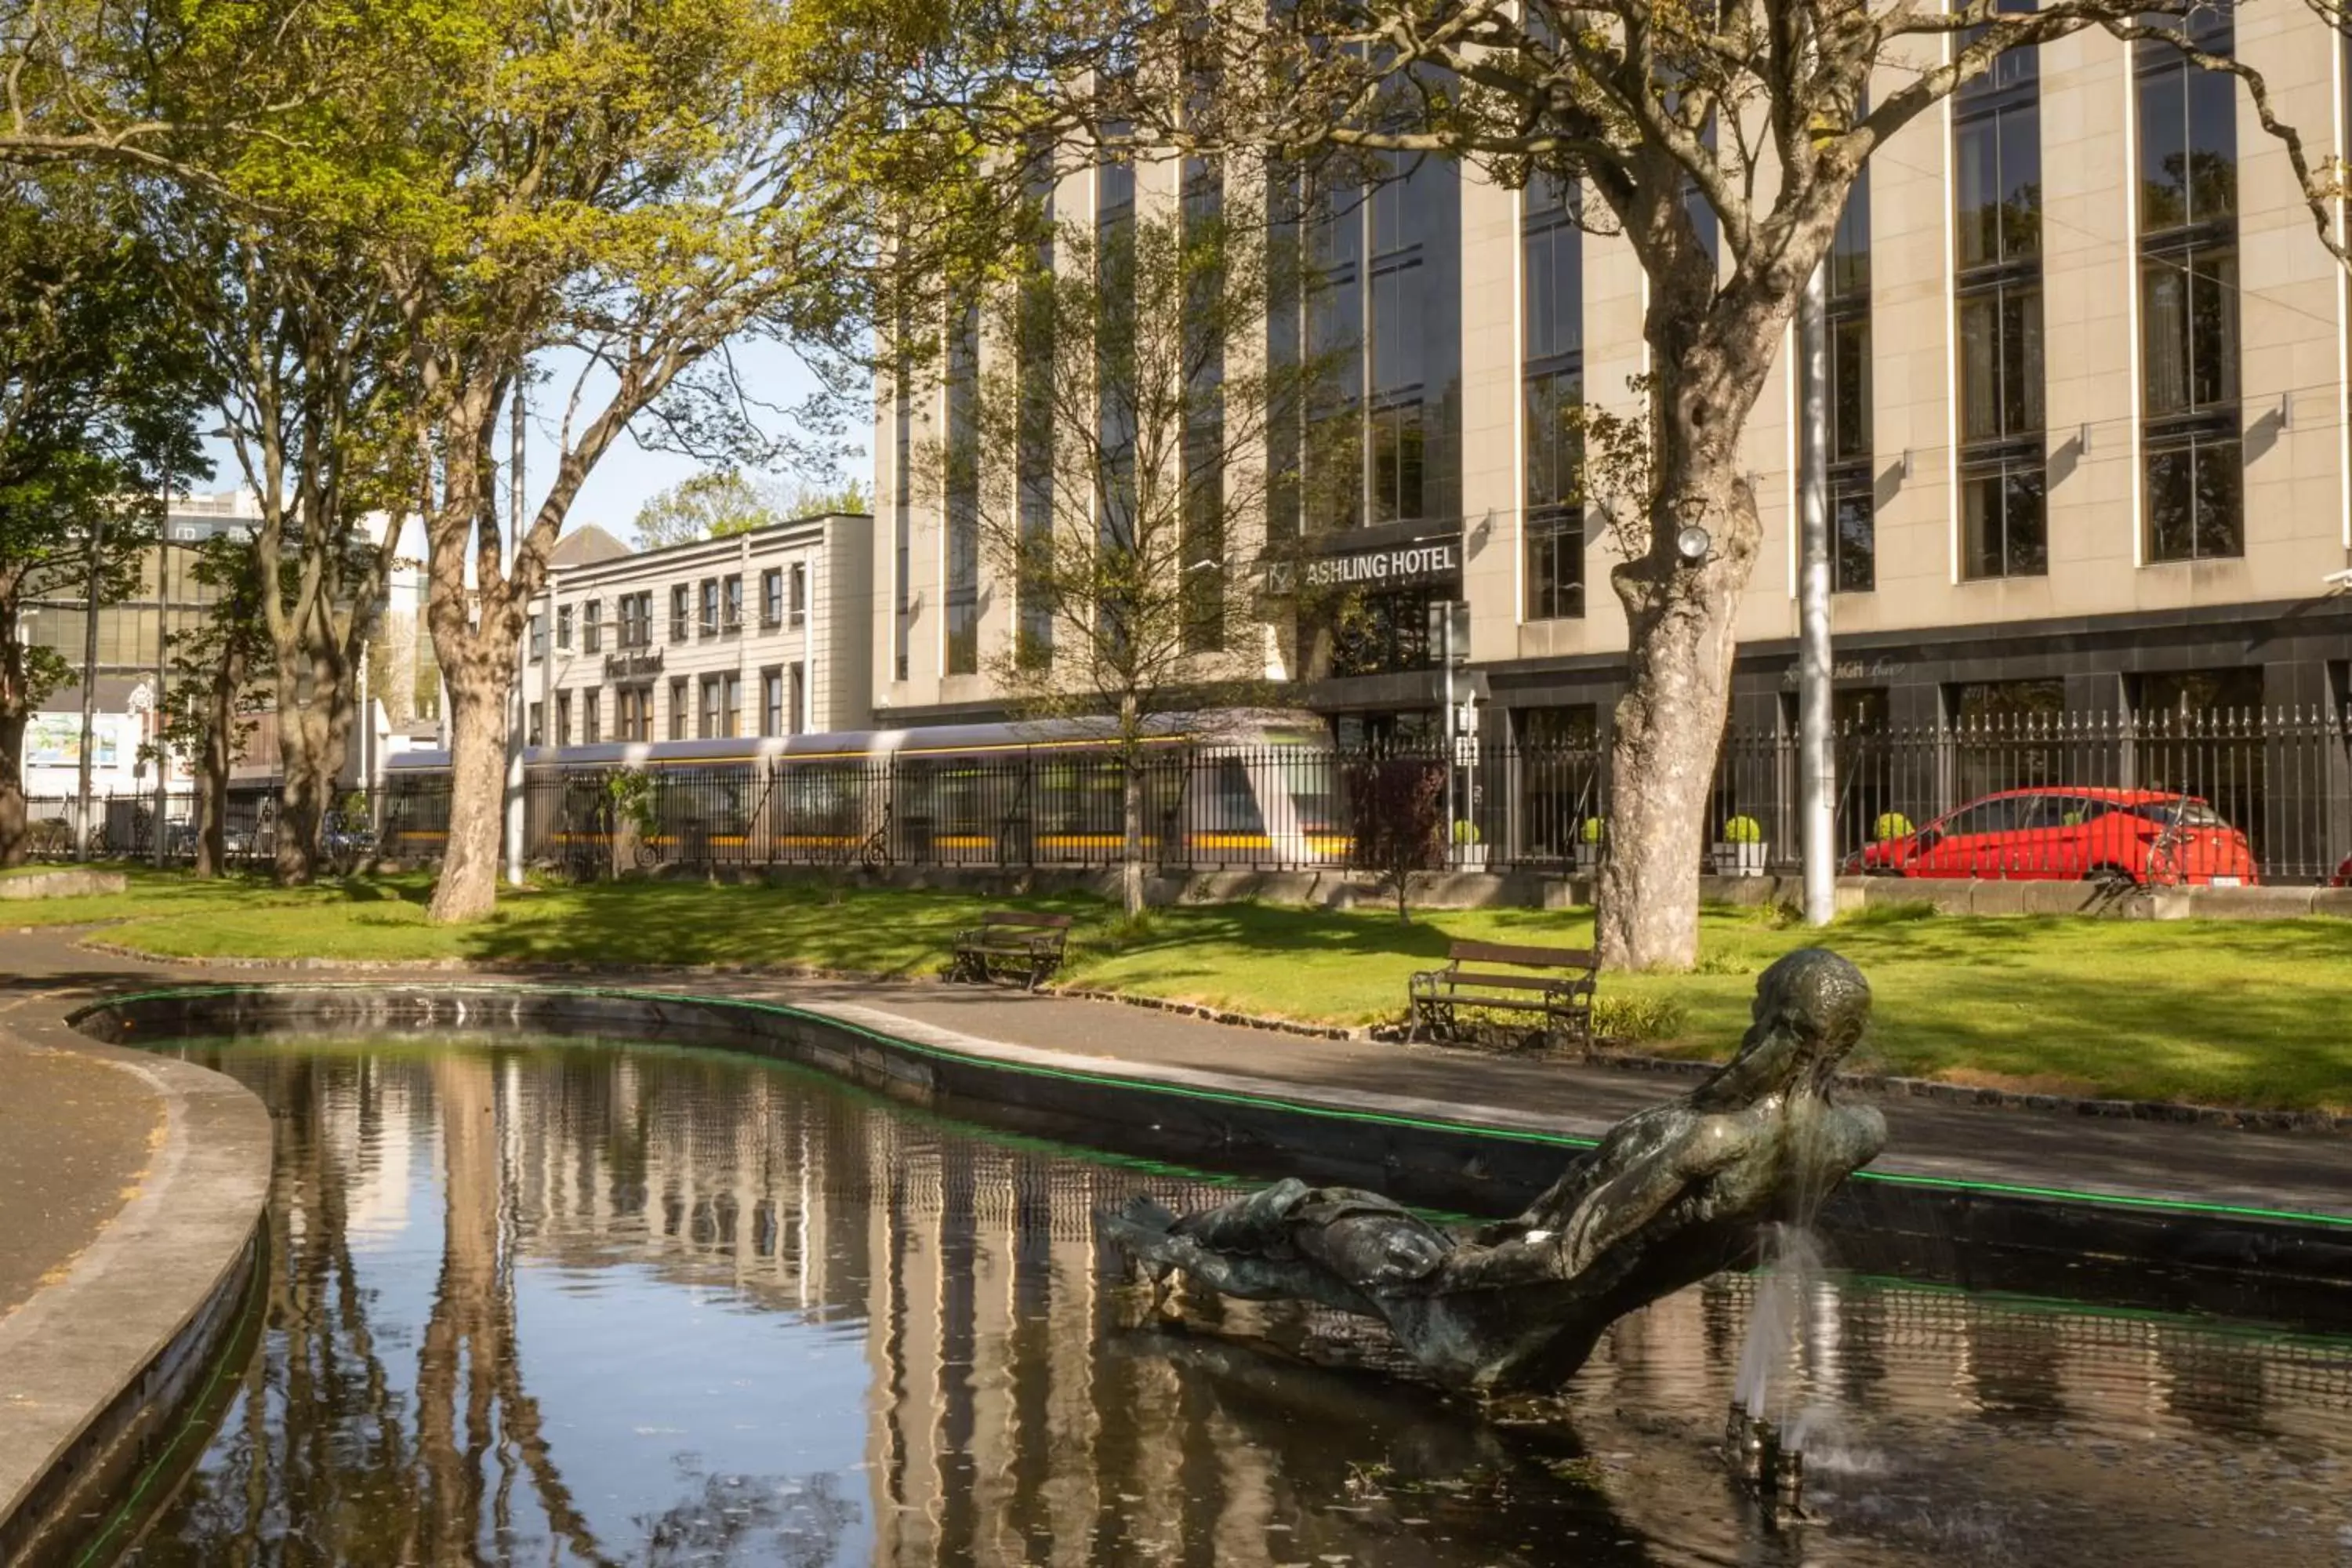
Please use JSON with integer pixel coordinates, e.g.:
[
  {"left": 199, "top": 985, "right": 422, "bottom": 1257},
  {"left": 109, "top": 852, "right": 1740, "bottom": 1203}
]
[{"left": 1264, "top": 538, "right": 1462, "bottom": 595}]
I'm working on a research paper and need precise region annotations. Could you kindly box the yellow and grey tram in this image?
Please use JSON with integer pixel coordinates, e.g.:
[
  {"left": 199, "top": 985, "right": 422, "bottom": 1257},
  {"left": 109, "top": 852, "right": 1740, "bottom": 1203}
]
[{"left": 379, "top": 710, "right": 1352, "bottom": 872}]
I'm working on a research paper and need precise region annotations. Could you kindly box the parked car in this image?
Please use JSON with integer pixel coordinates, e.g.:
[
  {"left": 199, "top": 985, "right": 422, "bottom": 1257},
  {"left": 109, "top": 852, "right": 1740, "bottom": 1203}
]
[
  {"left": 2332, "top": 854, "right": 2352, "bottom": 888},
  {"left": 1845, "top": 788, "right": 2257, "bottom": 887}
]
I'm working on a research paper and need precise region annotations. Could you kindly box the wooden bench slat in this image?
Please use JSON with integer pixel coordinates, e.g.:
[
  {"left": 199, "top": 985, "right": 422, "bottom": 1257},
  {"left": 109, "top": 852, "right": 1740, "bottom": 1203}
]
[
  {"left": 978, "top": 911, "right": 1075, "bottom": 928},
  {"left": 1439, "top": 971, "right": 1582, "bottom": 993},
  {"left": 1445, "top": 939, "right": 1598, "bottom": 969}
]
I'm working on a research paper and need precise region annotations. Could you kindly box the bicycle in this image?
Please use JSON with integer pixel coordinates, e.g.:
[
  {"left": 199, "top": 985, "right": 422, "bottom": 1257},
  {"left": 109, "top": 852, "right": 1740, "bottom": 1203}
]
[{"left": 858, "top": 803, "right": 894, "bottom": 871}]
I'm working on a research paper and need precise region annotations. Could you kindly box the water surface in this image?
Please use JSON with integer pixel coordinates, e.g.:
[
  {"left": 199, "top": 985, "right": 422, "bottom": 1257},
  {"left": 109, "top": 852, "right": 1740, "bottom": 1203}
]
[{"left": 122, "top": 1037, "right": 2352, "bottom": 1566}]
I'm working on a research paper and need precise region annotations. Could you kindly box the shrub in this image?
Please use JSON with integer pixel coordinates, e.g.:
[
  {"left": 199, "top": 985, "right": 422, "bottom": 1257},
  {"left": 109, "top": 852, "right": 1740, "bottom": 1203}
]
[
  {"left": 1342, "top": 757, "right": 1446, "bottom": 921},
  {"left": 1871, "top": 811, "right": 1915, "bottom": 840},
  {"left": 1580, "top": 816, "right": 1606, "bottom": 845},
  {"left": 1451, "top": 818, "right": 1481, "bottom": 847},
  {"left": 1721, "top": 815, "right": 1764, "bottom": 844},
  {"left": 1592, "top": 993, "right": 1690, "bottom": 1043}
]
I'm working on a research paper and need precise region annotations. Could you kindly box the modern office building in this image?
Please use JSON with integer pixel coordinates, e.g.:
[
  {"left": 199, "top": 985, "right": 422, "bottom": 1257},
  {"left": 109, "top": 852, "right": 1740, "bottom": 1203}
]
[
  {"left": 524, "top": 512, "right": 873, "bottom": 750},
  {"left": 874, "top": 15, "right": 2352, "bottom": 752}
]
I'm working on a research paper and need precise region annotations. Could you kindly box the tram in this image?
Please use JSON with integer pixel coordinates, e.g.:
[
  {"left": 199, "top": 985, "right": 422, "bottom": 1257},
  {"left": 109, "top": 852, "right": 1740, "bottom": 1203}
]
[{"left": 378, "top": 710, "right": 1352, "bottom": 871}]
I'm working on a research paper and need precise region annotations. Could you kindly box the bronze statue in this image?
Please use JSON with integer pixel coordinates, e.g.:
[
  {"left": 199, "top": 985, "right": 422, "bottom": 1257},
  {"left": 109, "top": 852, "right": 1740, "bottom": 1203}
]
[{"left": 1107, "top": 948, "right": 1887, "bottom": 1392}]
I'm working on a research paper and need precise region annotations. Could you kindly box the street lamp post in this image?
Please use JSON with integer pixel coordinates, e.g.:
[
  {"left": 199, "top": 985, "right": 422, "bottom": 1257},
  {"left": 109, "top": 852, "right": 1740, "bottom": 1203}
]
[
  {"left": 1797, "top": 262, "right": 1836, "bottom": 927},
  {"left": 73, "top": 506, "right": 106, "bottom": 862},
  {"left": 151, "top": 461, "right": 174, "bottom": 867}
]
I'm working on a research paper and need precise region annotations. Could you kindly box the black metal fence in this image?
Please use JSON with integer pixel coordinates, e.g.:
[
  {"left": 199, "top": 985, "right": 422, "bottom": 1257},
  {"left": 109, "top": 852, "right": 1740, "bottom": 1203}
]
[
  {"left": 368, "top": 705, "right": 2352, "bottom": 886},
  {"left": 17, "top": 785, "right": 375, "bottom": 869}
]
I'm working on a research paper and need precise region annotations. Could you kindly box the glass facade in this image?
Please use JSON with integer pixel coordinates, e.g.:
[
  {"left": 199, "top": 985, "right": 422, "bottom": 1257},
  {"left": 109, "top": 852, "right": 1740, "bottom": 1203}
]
[
  {"left": 943, "top": 301, "right": 981, "bottom": 676},
  {"left": 1523, "top": 175, "right": 1584, "bottom": 621},
  {"left": 1828, "top": 153, "right": 1874, "bottom": 594},
  {"left": 1298, "top": 156, "right": 1462, "bottom": 535},
  {"left": 2138, "top": 12, "right": 2241, "bottom": 562},
  {"left": 1956, "top": 6, "right": 2047, "bottom": 582},
  {"left": 1181, "top": 158, "right": 1225, "bottom": 655}
]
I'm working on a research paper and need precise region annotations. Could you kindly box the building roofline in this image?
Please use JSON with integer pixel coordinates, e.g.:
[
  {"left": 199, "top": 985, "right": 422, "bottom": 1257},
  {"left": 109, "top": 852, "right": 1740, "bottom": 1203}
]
[{"left": 547, "top": 511, "right": 872, "bottom": 586}]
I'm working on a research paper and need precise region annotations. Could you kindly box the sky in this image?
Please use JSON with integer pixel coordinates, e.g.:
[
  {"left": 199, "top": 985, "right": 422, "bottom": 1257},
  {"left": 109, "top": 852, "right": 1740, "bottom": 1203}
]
[{"left": 189, "top": 336, "right": 874, "bottom": 555}]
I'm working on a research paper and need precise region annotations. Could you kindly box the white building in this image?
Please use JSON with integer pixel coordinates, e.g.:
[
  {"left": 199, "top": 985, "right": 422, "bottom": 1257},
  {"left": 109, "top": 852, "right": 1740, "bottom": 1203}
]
[{"left": 524, "top": 513, "right": 873, "bottom": 748}]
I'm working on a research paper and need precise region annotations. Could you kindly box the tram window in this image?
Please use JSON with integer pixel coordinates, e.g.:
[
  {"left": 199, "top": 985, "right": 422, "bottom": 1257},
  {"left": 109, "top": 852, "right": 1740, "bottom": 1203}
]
[{"left": 1202, "top": 759, "right": 1266, "bottom": 835}]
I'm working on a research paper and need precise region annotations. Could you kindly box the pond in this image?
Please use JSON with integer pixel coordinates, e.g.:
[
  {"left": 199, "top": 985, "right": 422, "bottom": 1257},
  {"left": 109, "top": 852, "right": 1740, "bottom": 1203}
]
[{"left": 114, "top": 1036, "right": 2352, "bottom": 1566}]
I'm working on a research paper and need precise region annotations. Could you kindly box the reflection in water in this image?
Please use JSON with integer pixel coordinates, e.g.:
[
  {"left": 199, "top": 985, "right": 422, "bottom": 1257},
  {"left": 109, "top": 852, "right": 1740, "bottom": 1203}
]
[{"left": 124, "top": 1039, "right": 2352, "bottom": 1567}]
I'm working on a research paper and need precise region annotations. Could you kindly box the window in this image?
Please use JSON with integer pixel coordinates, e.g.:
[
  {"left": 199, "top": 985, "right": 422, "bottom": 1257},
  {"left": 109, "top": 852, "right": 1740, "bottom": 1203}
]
[
  {"left": 1290, "top": 155, "right": 1463, "bottom": 535},
  {"left": 670, "top": 585, "right": 690, "bottom": 643},
  {"left": 762, "top": 568, "right": 783, "bottom": 626},
  {"left": 619, "top": 591, "right": 652, "bottom": 649},
  {"left": 699, "top": 675, "right": 721, "bottom": 739},
  {"left": 582, "top": 598, "right": 602, "bottom": 654},
  {"left": 699, "top": 579, "right": 719, "bottom": 637},
  {"left": 1827, "top": 156, "right": 1874, "bottom": 594},
  {"left": 789, "top": 662, "right": 806, "bottom": 735},
  {"left": 721, "top": 672, "right": 741, "bottom": 738},
  {"left": 1017, "top": 182, "right": 1057, "bottom": 666},
  {"left": 893, "top": 342, "right": 914, "bottom": 682},
  {"left": 554, "top": 691, "right": 571, "bottom": 746},
  {"left": 1834, "top": 486, "right": 1876, "bottom": 595},
  {"left": 556, "top": 604, "right": 573, "bottom": 652},
  {"left": 789, "top": 561, "right": 807, "bottom": 626},
  {"left": 761, "top": 668, "right": 784, "bottom": 736},
  {"left": 2138, "top": 15, "right": 2241, "bottom": 563},
  {"left": 1525, "top": 510, "right": 1585, "bottom": 621},
  {"left": 721, "top": 575, "right": 742, "bottom": 632},
  {"left": 1182, "top": 422, "right": 1225, "bottom": 653},
  {"left": 617, "top": 686, "right": 651, "bottom": 741},
  {"left": 527, "top": 701, "right": 544, "bottom": 746},
  {"left": 669, "top": 677, "right": 689, "bottom": 739},
  {"left": 1956, "top": 13, "right": 2047, "bottom": 582},
  {"left": 583, "top": 689, "right": 601, "bottom": 744},
  {"left": 528, "top": 613, "right": 546, "bottom": 662},
  {"left": 1523, "top": 176, "right": 1584, "bottom": 621},
  {"left": 943, "top": 301, "right": 981, "bottom": 677}
]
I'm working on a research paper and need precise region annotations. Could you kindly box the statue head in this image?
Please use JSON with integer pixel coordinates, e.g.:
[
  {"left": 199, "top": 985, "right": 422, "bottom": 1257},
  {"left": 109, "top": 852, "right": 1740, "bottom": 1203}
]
[{"left": 1697, "top": 949, "right": 1871, "bottom": 1108}]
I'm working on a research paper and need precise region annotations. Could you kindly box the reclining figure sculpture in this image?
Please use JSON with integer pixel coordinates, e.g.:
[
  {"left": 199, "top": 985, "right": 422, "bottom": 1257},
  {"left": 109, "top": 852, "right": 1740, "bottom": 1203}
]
[{"left": 1107, "top": 947, "right": 1887, "bottom": 1392}]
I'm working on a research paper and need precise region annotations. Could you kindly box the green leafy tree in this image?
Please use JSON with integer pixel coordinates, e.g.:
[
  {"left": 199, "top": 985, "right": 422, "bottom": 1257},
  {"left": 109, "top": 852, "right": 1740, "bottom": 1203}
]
[
  {"left": 158, "top": 201, "right": 412, "bottom": 884},
  {"left": 630, "top": 470, "right": 779, "bottom": 549},
  {"left": 0, "top": 172, "right": 208, "bottom": 864},
  {"left": 151, "top": 534, "right": 275, "bottom": 876},
  {"left": 332, "top": 0, "right": 1016, "bottom": 924}
]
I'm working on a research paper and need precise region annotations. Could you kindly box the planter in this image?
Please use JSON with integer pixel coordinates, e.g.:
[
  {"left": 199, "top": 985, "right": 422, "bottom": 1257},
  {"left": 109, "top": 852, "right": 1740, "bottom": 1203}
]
[
  {"left": 1712, "top": 840, "right": 1769, "bottom": 877},
  {"left": 1454, "top": 845, "right": 1490, "bottom": 872},
  {"left": 1574, "top": 844, "right": 1603, "bottom": 873}
]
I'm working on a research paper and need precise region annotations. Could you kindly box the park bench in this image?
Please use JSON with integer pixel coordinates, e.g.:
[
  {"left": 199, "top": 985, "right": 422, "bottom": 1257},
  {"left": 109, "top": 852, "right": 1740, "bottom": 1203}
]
[
  {"left": 1407, "top": 938, "right": 1599, "bottom": 1054},
  {"left": 949, "top": 910, "right": 1075, "bottom": 990}
]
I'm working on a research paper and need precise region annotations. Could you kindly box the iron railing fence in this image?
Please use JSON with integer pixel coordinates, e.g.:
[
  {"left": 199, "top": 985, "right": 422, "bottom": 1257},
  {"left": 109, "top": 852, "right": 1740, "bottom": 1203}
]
[
  {"left": 364, "top": 704, "right": 2352, "bottom": 886},
  {"left": 18, "top": 785, "right": 376, "bottom": 868}
]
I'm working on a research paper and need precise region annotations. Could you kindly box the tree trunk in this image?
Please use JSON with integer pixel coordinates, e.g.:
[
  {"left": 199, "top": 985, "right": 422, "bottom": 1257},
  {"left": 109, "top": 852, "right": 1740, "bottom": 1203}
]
[
  {"left": 427, "top": 663, "right": 512, "bottom": 924},
  {"left": 0, "top": 711, "right": 25, "bottom": 869},
  {"left": 1119, "top": 695, "right": 1145, "bottom": 916},
  {"left": 1596, "top": 463, "right": 1755, "bottom": 971},
  {"left": 192, "top": 647, "right": 242, "bottom": 878},
  {"left": 273, "top": 634, "right": 359, "bottom": 884}
]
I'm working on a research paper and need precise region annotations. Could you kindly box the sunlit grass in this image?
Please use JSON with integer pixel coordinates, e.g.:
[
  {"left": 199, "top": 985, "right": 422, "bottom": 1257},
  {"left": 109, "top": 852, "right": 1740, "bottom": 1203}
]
[{"left": 25, "top": 870, "right": 2352, "bottom": 1112}]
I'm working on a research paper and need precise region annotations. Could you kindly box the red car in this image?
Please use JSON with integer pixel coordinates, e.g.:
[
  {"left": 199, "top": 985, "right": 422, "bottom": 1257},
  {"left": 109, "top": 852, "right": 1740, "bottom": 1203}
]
[{"left": 1849, "top": 788, "right": 2258, "bottom": 887}]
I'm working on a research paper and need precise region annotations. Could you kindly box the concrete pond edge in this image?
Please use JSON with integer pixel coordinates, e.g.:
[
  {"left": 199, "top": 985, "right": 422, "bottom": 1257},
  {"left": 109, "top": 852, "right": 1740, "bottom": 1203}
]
[{"left": 0, "top": 1048, "right": 270, "bottom": 1567}]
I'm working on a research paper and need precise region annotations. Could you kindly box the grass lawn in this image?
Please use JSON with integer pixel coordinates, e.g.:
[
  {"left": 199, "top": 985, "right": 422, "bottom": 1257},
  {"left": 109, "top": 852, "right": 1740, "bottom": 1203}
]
[{"left": 9, "top": 871, "right": 2349, "bottom": 1112}]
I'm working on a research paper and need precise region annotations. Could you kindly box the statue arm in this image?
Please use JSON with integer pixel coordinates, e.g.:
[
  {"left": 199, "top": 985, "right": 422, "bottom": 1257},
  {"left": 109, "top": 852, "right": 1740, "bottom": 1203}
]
[{"left": 1558, "top": 1118, "right": 1746, "bottom": 1275}]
